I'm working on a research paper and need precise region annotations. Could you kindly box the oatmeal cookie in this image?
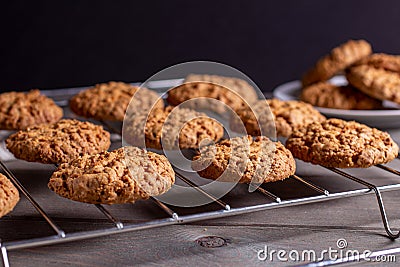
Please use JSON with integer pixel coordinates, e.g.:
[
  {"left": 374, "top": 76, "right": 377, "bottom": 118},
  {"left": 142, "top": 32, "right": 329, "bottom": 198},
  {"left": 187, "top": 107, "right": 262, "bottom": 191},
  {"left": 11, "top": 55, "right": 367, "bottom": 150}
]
[
  {"left": 285, "top": 118, "right": 398, "bottom": 168},
  {"left": 185, "top": 74, "right": 258, "bottom": 104},
  {"left": 301, "top": 82, "right": 382, "bottom": 110},
  {"left": 124, "top": 106, "right": 224, "bottom": 150},
  {"left": 48, "top": 146, "right": 175, "bottom": 204},
  {"left": 6, "top": 119, "right": 111, "bottom": 164},
  {"left": 0, "top": 173, "right": 19, "bottom": 218},
  {"left": 70, "top": 81, "right": 163, "bottom": 121},
  {"left": 192, "top": 135, "right": 295, "bottom": 183},
  {"left": 167, "top": 81, "right": 255, "bottom": 115},
  {"left": 354, "top": 53, "right": 400, "bottom": 73},
  {"left": 0, "top": 90, "right": 63, "bottom": 130},
  {"left": 346, "top": 65, "right": 400, "bottom": 104},
  {"left": 302, "top": 39, "right": 372, "bottom": 86},
  {"left": 231, "top": 99, "right": 326, "bottom": 137}
]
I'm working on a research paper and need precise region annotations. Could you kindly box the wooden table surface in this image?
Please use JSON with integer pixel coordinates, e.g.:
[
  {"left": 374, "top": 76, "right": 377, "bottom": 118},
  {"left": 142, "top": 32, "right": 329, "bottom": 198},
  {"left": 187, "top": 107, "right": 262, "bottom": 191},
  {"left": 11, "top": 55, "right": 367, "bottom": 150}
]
[{"left": 2, "top": 128, "right": 400, "bottom": 267}]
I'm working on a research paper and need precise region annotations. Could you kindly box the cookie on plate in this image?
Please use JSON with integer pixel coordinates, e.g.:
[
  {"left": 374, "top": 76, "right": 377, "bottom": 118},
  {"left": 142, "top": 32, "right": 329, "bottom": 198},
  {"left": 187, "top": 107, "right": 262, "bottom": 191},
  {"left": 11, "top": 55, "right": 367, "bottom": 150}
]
[
  {"left": 0, "top": 90, "right": 63, "bottom": 130},
  {"left": 354, "top": 53, "right": 400, "bottom": 73},
  {"left": 70, "top": 81, "right": 163, "bottom": 121},
  {"left": 346, "top": 65, "right": 400, "bottom": 104},
  {"left": 167, "top": 81, "right": 255, "bottom": 115},
  {"left": 231, "top": 99, "right": 326, "bottom": 137},
  {"left": 192, "top": 135, "right": 296, "bottom": 183},
  {"left": 185, "top": 74, "right": 258, "bottom": 104},
  {"left": 6, "top": 119, "right": 110, "bottom": 164},
  {"left": 124, "top": 106, "right": 224, "bottom": 150},
  {"left": 0, "top": 173, "right": 19, "bottom": 218},
  {"left": 48, "top": 146, "right": 175, "bottom": 204},
  {"left": 286, "top": 118, "right": 399, "bottom": 168},
  {"left": 302, "top": 39, "right": 372, "bottom": 86},
  {"left": 301, "top": 82, "right": 382, "bottom": 110}
]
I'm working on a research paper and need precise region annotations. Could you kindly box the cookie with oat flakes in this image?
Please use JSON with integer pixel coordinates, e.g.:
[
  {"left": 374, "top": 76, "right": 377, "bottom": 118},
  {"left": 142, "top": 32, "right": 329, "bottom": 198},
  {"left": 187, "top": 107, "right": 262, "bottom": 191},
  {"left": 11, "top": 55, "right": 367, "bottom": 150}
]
[
  {"left": 346, "top": 65, "right": 400, "bottom": 104},
  {"left": 48, "top": 146, "right": 175, "bottom": 204},
  {"left": 302, "top": 39, "right": 372, "bottom": 86},
  {"left": 192, "top": 135, "right": 295, "bottom": 184},
  {"left": 70, "top": 81, "right": 163, "bottom": 121},
  {"left": 301, "top": 82, "right": 382, "bottom": 110},
  {"left": 124, "top": 106, "right": 224, "bottom": 150},
  {"left": 0, "top": 90, "right": 63, "bottom": 130},
  {"left": 0, "top": 173, "right": 19, "bottom": 218},
  {"left": 230, "top": 99, "right": 326, "bottom": 137},
  {"left": 285, "top": 118, "right": 398, "bottom": 168},
  {"left": 6, "top": 119, "right": 110, "bottom": 164}
]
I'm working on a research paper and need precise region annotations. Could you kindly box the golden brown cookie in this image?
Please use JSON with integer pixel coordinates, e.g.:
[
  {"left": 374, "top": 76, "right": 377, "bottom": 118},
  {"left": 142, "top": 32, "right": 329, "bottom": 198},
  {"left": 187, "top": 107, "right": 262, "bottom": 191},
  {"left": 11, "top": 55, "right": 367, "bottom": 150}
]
[
  {"left": 302, "top": 39, "right": 372, "bottom": 86},
  {"left": 354, "top": 53, "right": 400, "bottom": 73},
  {"left": 301, "top": 82, "right": 382, "bottom": 110},
  {"left": 0, "top": 173, "right": 19, "bottom": 218},
  {"left": 286, "top": 118, "right": 399, "bottom": 168},
  {"left": 0, "top": 90, "right": 63, "bottom": 130},
  {"left": 70, "top": 81, "right": 163, "bottom": 121},
  {"left": 231, "top": 99, "right": 326, "bottom": 137},
  {"left": 185, "top": 74, "right": 258, "bottom": 104},
  {"left": 6, "top": 119, "right": 111, "bottom": 164},
  {"left": 48, "top": 146, "right": 175, "bottom": 204},
  {"left": 167, "top": 81, "right": 255, "bottom": 115},
  {"left": 192, "top": 135, "right": 296, "bottom": 183},
  {"left": 124, "top": 106, "right": 224, "bottom": 150},
  {"left": 346, "top": 65, "right": 400, "bottom": 104}
]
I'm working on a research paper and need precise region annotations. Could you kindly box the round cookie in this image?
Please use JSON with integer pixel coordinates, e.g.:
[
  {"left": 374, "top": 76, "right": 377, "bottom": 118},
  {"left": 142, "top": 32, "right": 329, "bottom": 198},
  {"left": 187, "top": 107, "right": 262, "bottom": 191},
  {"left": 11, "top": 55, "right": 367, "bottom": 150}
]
[
  {"left": 285, "top": 118, "right": 399, "bottom": 168},
  {"left": 301, "top": 82, "right": 382, "bottom": 110},
  {"left": 354, "top": 53, "right": 400, "bottom": 73},
  {"left": 48, "top": 146, "right": 175, "bottom": 204},
  {"left": 124, "top": 106, "right": 224, "bottom": 150},
  {"left": 192, "top": 135, "right": 296, "bottom": 183},
  {"left": 346, "top": 65, "right": 400, "bottom": 104},
  {"left": 6, "top": 119, "right": 111, "bottom": 164},
  {"left": 0, "top": 173, "right": 19, "bottom": 218},
  {"left": 231, "top": 99, "right": 326, "bottom": 137},
  {"left": 70, "top": 81, "right": 163, "bottom": 121},
  {"left": 167, "top": 81, "right": 255, "bottom": 115},
  {"left": 302, "top": 39, "right": 372, "bottom": 86},
  {"left": 185, "top": 74, "right": 258, "bottom": 104},
  {"left": 0, "top": 90, "right": 63, "bottom": 130}
]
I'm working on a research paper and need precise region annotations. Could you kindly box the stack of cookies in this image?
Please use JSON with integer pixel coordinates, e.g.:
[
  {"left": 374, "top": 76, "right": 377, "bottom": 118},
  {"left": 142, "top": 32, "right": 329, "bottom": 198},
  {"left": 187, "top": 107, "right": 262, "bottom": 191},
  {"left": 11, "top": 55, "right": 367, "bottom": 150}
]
[{"left": 300, "top": 39, "right": 400, "bottom": 110}]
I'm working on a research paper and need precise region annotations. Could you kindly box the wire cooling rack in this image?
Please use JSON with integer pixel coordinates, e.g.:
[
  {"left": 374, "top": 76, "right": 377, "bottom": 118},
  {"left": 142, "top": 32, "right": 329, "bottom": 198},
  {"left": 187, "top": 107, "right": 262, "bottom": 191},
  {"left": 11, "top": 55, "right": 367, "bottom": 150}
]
[{"left": 1, "top": 80, "right": 400, "bottom": 267}]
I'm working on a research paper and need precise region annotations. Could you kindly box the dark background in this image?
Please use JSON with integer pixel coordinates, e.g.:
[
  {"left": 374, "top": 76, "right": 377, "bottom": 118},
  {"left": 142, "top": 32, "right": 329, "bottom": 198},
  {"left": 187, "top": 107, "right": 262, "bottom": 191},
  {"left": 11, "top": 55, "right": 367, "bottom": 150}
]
[{"left": 1, "top": 0, "right": 400, "bottom": 92}]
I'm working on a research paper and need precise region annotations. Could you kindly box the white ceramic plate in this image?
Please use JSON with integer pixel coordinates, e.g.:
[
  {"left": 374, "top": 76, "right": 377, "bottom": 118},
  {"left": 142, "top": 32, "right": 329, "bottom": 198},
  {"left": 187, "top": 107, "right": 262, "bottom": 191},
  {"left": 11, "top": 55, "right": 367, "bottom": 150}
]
[{"left": 272, "top": 76, "right": 400, "bottom": 129}]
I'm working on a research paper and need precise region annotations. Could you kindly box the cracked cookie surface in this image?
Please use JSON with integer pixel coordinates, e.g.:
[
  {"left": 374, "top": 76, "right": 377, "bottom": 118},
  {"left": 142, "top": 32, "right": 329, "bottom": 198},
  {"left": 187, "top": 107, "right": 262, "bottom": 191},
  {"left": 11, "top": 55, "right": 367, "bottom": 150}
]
[
  {"left": 301, "top": 82, "right": 382, "bottom": 110},
  {"left": 192, "top": 135, "right": 295, "bottom": 183},
  {"left": 167, "top": 80, "right": 256, "bottom": 116},
  {"left": 231, "top": 99, "right": 325, "bottom": 137},
  {"left": 124, "top": 106, "right": 224, "bottom": 150},
  {"left": 6, "top": 119, "right": 111, "bottom": 164},
  {"left": 0, "top": 173, "right": 19, "bottom": 218},
  {"left": 302, "top": 39, "right": 372, "bottom": 86},
  {"left": 70, "top": 81, "right": 163, "bottom": 121},
  {"left": 285, "top": 118, "right": 398, "bottom": 168},
  {"left": 0, "top": 90, "right": 63, "bottom": 130},
  {"left": 346, "top": 65, "right": 400, "bottom": 104},
  {"left": 354, "top": 53, "right": 400, "bottom": 73},
  {"left": 48, "top": 146, "right": 175, "bottom": 204}
]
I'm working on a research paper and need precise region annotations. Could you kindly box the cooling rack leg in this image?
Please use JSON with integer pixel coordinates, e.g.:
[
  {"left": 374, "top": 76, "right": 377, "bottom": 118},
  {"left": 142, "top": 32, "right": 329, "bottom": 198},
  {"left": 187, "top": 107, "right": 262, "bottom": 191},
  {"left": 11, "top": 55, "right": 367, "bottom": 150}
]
[
  {"left": 371, "top": 187, "right": 400, "bottom": 239},
  {"left": 0, "top": 242, "right": 10, "bottom": 267},
  {"left": 326, "top": 167, "right": 400, "bottom": 239}
]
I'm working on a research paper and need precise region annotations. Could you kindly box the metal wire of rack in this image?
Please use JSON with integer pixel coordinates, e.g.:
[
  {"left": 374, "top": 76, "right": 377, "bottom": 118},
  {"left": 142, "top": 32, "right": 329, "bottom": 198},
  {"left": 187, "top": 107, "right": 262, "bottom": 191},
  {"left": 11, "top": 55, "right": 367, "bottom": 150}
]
[{"left": 1, "top": 81, "right": 400, "bottom": 267}]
